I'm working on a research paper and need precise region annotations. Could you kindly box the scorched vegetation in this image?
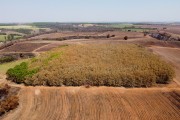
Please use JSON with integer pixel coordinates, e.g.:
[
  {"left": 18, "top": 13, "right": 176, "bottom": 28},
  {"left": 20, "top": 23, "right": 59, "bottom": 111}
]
[{"left": 0, "top": 84, "right": 19, "bottom": 116}]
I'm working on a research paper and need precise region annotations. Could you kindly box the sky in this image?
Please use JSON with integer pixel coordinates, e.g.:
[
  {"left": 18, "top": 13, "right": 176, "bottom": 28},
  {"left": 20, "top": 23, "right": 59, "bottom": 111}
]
[{"left": 0, "top": 0, "right": 180, "bottom": 23}]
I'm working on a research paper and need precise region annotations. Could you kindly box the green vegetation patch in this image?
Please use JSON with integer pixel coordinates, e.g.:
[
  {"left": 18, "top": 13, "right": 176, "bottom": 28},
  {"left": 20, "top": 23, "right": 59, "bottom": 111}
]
[
  {"left": 0, "top": 34, "right": 22, "bottom": 42},
  {"left": 6, "top": 44, "right": 175, "bottom": 87},
  {"left": 0, "top": 25, "right": 38, "bottom": 30},
  {"left": 7, "top": 62, "right": 39, "bottom": 84},
  {"left": 107, "top": 24, "right": 133, "bottom": 28},
  {"left": 0, "top": 35, "right": 7, "bottom": 42},
  {"left": 0, "top": 56, "right": 15, "bottom": 64},
  {"left": 106, "top": 24, "right": 156, "bottom": 32},
  {"left": 0, "top": 59, "right": 29, "bottom": 74}
]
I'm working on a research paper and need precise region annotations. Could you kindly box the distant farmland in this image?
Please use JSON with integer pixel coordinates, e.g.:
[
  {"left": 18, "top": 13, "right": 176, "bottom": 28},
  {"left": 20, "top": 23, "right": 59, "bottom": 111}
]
[
  {"left": 0, "top": 25, "right": 39, "bottom": 30},
  {"left": 0, "top": 35, "right": 6, "bottom": 42}
]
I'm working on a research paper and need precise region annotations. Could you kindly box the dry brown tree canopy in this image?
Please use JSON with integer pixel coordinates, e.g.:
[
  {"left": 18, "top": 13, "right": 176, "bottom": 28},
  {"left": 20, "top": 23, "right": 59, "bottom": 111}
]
[
  {"left": 7, "top": 44, "right": 175, "bottom": 87},
  {"left": 124, "top": 36, "right": 128, "bottom": 40}
]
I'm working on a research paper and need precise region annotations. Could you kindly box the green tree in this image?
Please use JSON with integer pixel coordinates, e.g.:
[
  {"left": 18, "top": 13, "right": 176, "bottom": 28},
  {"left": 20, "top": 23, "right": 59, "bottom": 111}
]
[{"left": 7, "top": 34, "right": 14, "bottom": 41}]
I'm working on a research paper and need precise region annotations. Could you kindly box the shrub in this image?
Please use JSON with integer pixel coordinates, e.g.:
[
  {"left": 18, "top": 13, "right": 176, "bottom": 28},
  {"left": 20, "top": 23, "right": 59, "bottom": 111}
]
[
  {"left": 143, "top": 32, "right": 148, "bottom": 37},
  {"left": 0, "top": 33, "right": 6, "bottom": 35},
  {"left": 0, "top": 56, "right": 15, "bottom": 64},
  {"left": 0, "top": 84, "right": 10, "bottom": 98},
  {"left": 124, "top": 36, "right": 128, "bottom": 40},
  {"left": 107, "top": 34, "right": 110, "bottom": 38},
  {"left": 111, "top": 35, "right": 115, "bottom": 37},
  {"left": 178, "top": 37, "right": 180, "bottom": 41},
  {"left": 85, "top": 36, "right": 90, "bottom": 39},
  {"left": 6, "top": 62, "right": 39, "bottom": 83}
]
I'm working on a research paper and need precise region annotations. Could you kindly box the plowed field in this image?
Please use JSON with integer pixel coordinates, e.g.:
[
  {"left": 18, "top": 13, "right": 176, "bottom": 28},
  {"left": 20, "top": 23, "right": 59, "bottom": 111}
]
[{"left": 1, "top": 87, "right": 180, "bottom": 120}]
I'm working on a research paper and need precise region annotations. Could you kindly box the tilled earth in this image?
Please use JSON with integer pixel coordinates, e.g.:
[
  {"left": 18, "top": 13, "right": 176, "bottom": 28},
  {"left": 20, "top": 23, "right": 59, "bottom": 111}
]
[{"left": 1, "top": 87, "right": 180, "bottom": 120}]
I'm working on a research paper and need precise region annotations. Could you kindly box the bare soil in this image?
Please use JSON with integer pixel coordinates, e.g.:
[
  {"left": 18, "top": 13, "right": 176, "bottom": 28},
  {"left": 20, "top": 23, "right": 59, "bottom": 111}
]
[{"left": 1, "top": 87, "right": 180, "bottom": 120}]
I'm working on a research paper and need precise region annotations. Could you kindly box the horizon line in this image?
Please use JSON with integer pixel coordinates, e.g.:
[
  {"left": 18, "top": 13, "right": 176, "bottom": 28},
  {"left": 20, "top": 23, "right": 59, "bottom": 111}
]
[{"left": 0, "top": 21, "right": 180, "bottom": 24}]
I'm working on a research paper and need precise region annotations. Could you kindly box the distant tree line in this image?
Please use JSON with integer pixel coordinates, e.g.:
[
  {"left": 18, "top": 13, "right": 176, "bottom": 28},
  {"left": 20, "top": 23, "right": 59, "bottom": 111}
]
[
  {"left": 0, "top": 23, "right": 18, "bottom": 26},
  {"left": 31, "top": 22, "right": 121, "bottom": 32},
  {"left": 0, "top": 28, "right": 32, "bottom": 35}
]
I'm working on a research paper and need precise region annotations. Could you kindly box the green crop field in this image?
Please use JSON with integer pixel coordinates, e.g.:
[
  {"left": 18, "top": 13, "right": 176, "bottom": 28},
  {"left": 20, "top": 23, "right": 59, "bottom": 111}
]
[
  {"left": 14, "top": 35, "right": 22, "bottom": 39},
  {"left": 106, "top": 24, "right": 155, "bottom": 32},
  {"left": 0, "top": 25, "right": 38, "bottom": 30},
  {"left": 122, "top": 28, "right": 154, "bottom": 32},
  {"left": 0, "top": 35, "right": 7, "bottom": 42},
  {"left": 0, "top": 59, "right": 29, "bottom": 74},
  {"left": 0, "top": 35, "right": 22, "bottom": 42},
  {"left": 107, "top": 24, "right": 133, "bottom": 28}
]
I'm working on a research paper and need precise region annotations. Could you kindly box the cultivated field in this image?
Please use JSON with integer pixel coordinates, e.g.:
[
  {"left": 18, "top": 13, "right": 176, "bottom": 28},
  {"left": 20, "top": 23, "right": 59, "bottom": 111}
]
[
  {"left": 0, "top": 35, "right": 6, "bottom": 42},
  {"left": 1, "top": 87, "right": 180, "bottom": 120},
  {"left": 108, "top": 24, "right": 155, "bottom": 32},
  {"left": 29, "top": 31, "right": 144, "bottom": 40},
  {"left": 0, "top": 43, "right": 49, "bottom": 53},
  {"left": 0, "top": 25, "right": 40, "bottom": 30},
  {"left": 0, "top": 24, "right": 180, "bottom": 120},
  {"left": 136, "top": 24, "right": 180, "bottom": 35},
  {"left": 0, "top": 35, "right": 22, "bottom": 42}
]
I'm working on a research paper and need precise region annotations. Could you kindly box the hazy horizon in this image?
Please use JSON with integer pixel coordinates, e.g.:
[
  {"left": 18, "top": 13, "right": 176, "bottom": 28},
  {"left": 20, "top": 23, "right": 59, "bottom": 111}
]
[{"left": 1, "top": 0, "right": 180, "bottom": 23}]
